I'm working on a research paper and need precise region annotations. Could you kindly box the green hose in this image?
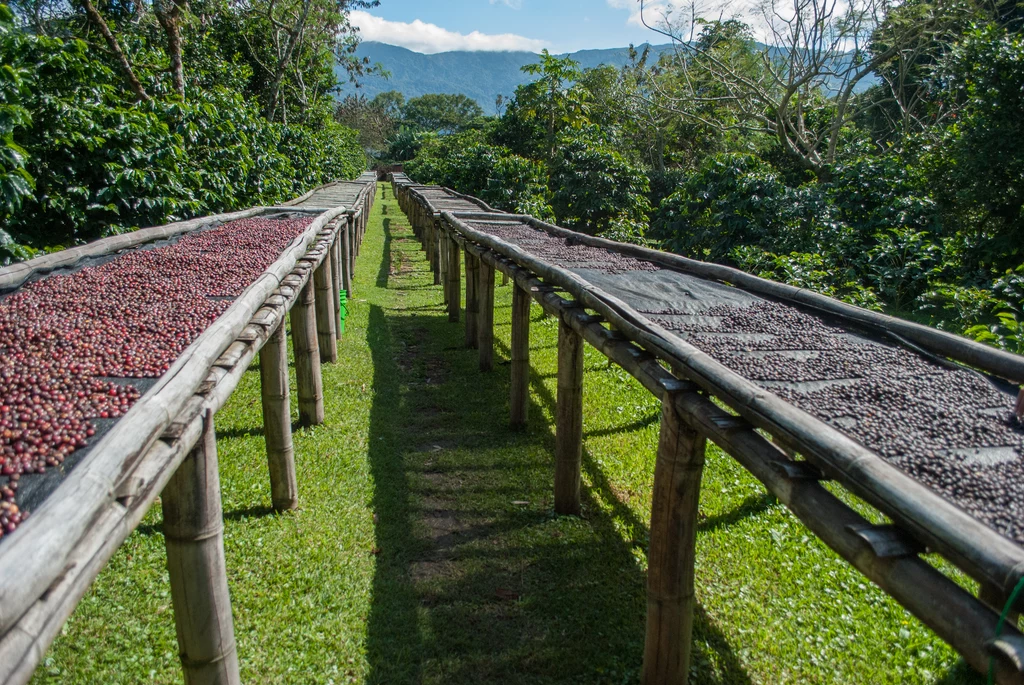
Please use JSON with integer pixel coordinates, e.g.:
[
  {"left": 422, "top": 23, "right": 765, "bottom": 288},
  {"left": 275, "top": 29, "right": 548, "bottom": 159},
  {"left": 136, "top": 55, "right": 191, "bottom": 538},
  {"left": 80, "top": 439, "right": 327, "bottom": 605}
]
[{"left": 988, "top": 575, "right": 1024, "bottom": 684}]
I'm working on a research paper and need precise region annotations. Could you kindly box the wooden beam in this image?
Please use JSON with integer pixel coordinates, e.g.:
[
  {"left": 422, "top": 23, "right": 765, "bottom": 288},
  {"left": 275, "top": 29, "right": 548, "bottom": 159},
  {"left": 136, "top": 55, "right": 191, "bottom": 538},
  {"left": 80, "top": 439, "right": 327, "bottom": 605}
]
[
  {"left": 162, "top": 411, "right": 241, "bottom": 685},
  {"left": 313, "top": 258, "right": 337, "bottom": 364},
  {"left": 554, "top": 314, "right": 584, "bottom": 515},
  {"left": 447, "top": 236, "right": 461, "bottom": 322},
  {"left": 259, "top": 322, "right": 297, "bottom": 511},
  {"left": 510, "top": 283, "right": 530, "bottom": 428},
  {"left": 642, "top": 390, "right": 707, "bottom": 685},
  {"left": 289, "top": 281, "right": 324, "bottom": 426},
  {"left": 465, "top": 250, "right": 479, "bottom": 348},
  {"left": 478, "top": 260, "right": 495, "bottom": 371}
]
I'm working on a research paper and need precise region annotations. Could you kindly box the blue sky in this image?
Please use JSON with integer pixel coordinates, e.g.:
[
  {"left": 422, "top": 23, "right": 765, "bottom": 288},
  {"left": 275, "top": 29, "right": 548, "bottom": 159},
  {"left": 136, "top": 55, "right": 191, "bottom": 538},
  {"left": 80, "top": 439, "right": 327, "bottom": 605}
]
[{"left": 350, "top": 0, "right": 671, "bottom": 54}]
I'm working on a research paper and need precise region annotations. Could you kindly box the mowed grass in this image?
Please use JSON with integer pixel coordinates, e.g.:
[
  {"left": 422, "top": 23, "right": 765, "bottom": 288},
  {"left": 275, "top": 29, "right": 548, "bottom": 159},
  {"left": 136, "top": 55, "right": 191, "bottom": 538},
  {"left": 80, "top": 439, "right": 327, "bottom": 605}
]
[{"left": 34, "top": 183, "right": 983, "bottom": 684}]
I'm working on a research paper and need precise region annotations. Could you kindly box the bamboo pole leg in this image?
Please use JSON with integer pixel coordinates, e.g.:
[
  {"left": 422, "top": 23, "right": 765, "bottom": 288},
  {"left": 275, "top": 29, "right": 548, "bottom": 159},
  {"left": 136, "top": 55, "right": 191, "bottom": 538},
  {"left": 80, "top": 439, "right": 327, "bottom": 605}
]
[
  {"left": 465, "top": 251, "right": 479, "bottom": 348},
  {"left": 341, "top": 220, "right": 353, "bottom": 298},
  {"left": 439, "top": 231, "right": 450, "bottom": 304},
  {"left": 554, "top": 315, "right": 583, "bottom": 515},
  {"left": 478, "top": 260, "right": 495, "bottom": 371},
  {"left": 447, "top": 236, "right": 461, "bottom": 322},
  {"left": 289, "top": 281, "right": 325, "bottom": 426},
  {"left": 354, "top": 213, "right": 361, "bottom": 256},
  {"left": 642, "top": 393, "right": 707, "bottom": 685},
  {"left": 510, "top": 283, "right": 530, "bottom": 428},
  {"left": 330, "top": 235, "right": 342, "bottom": 334},
  {"left": 422, "top": 210, "right": 430, "bottom": 256},
  {"left": 259, "top": 322, "right": 298, "bottom": 510},
  {"left": 432, "top": 221, "right": 442, "bottom": 286},
  {"left": 424, "top": 211, "right": 432, "bottom": 258},
  {"left": 163, "top": 411, "right": 242, "bottom": 685},
  {"left": 313, "top": 259, "right": 338, "bottom": 364}
]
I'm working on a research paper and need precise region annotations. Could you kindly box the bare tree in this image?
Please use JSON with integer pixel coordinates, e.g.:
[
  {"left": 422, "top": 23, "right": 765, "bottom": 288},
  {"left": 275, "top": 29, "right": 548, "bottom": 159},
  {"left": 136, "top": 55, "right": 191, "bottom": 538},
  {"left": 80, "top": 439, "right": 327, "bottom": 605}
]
[{"left": 635, "top": 0, "right": 953, "bottom": 178}]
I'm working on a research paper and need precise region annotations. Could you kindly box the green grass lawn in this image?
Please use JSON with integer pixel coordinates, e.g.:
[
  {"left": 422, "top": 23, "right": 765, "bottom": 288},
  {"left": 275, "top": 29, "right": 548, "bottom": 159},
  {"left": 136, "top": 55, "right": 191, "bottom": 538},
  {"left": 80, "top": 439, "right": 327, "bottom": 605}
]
[{"left": 33, "top": 183, "right": 984, "bottom": 684}]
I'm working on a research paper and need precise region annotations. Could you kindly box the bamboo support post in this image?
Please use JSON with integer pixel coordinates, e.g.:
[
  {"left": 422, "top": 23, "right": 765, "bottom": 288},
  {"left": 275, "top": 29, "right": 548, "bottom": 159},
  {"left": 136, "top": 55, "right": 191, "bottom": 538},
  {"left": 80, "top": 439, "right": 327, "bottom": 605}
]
[
  {"left": 289, "top": 280, "right": 325, "bottom": 426},
  {"left": 439, "top": 230, "right": 450, "bottom": 304},
  {"left": 425, "top": 212, "right": 433, "bottom": 261},
  {"left": 642, "top": 389, "right": 707, "bottom": 685},
  {"left": 432, "top": 220, "right": 442, "bottom": 286},
  {"left": 330, "top": 235, "right": 343, "bottom": 335},
  {"left": 259, "top": 322, "right": 297, "bottom": 511},
  {"left": 354, "top": 212, "right": 361, "bottom": 257},
  {"left": 162, "top": 411, "right": 241, "bottom": 685},
  {"left": 425, "top": 211, "right": 432, "bottom": 258},
  {"left": 349, "top": 218, "right": 358, "bottom": 280},
  {"left": 465, "top": 250, "right": 479, "bottom": 348},
  {"left": 478, "top": 260, "right": 495, "bottom": 371},
  {"left": 313, "top": 259, "right": 337, "bottom": 364},
  {"left": 341, "top": 219, "right": 353, "bottom": 298},
  {"left": 447, "top": 236, "right": 461, "bottom": 322},
  {"left": 554, "top": 314, "right": 584, "bottom": 515},
  {"left": 510, "top": 283, "right": 531, "bottom": 428}
]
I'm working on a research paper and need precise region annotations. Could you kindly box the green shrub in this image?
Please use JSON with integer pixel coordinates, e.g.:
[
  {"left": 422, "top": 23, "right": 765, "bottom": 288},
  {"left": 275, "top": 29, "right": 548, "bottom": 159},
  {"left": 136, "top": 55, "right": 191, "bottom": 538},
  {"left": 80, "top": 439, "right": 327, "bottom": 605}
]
[
  {"left": 651, "top": 153, "right": 790, "bottom": 260},
  {"left": 549, "top": 125, "right": 650, "bottom": 236},
  {"left": 0, "top": 18, "right": 365, "bottom": 261},
  {"left": 867, "top": 228, "right": 942, "bottom": 311},
  {"left": 731, "top": 245, "right": 882, "bottom": 310},
  {"left": 481, "top": 154, "right": 553, "bottom": 220}
]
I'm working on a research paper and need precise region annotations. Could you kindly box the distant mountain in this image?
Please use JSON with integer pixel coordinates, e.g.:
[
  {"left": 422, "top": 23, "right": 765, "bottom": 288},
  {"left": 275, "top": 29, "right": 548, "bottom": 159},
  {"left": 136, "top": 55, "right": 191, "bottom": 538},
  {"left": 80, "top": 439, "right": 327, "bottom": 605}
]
[
  {"left": 336, "top": 41, "right": 876, "bottom": 111},
  {"left": 336, "top": 42, "right": 677, "bottom": 112}
]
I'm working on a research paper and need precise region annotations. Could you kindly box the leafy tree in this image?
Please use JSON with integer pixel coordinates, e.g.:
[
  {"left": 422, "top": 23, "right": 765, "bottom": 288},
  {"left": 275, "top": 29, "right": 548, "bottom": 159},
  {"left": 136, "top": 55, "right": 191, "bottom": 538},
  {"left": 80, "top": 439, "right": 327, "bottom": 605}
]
[
  {"left": 925, "top": 23, "right": 1024, "bottom": 271},
  {"left": 516, "top": 50, "right": 588, "bottom": 161},
  {"left": 402, "top": 93, "right": 483, "bottom": 134},
  {"left": 211, "top": 0, "right": 377, "bottom": 122}
]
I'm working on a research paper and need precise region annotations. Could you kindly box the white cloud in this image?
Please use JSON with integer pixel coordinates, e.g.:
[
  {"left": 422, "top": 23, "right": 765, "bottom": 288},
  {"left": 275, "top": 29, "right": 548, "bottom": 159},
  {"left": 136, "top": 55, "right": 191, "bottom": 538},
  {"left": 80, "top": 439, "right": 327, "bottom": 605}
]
[
  {"left": 489, "top": 0, "right": 523, "bottom": 8},
  {"left": 607, "top": 0, "right": 778, "bottom": 43},
  {"left": 607, "top": 0, "right": 649, "bottom": 27},
  {"left": 350, "top": 11, "right": 546, "bottom": 54}
]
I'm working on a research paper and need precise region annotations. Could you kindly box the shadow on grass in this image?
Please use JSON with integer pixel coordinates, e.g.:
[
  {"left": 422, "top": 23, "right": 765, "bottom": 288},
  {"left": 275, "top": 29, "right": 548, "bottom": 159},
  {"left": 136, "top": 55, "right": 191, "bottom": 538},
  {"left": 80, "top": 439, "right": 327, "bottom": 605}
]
[
  {"left": 501, "top": 339, "right": 755, "bottom": 685},
  {"left": 362, "top": 212, "right": 752, "bottom": 684},
  {"left": 375, "top": 218, "right": 393, "bottom": 288}
]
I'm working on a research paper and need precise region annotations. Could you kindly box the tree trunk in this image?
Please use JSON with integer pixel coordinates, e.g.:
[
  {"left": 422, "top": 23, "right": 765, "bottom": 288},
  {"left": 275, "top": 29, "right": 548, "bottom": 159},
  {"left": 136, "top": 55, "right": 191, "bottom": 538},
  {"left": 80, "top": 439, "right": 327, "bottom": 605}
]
[
  {"left": 154, "top": 0, "right": 185, "bottom": 99},
  {"left": 81, "top": 0, "right": 150, "bottom": 102}
]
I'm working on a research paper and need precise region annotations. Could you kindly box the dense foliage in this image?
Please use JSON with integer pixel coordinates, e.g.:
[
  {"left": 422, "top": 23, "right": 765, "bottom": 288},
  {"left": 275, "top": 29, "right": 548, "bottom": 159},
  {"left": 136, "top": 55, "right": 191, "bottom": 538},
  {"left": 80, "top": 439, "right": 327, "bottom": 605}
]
[
  {"left": 0, "top": 0, "right": 368, "bottom": 263},
  {"left": 394, "top": 4, "right": 1024, "bottom": 351}
]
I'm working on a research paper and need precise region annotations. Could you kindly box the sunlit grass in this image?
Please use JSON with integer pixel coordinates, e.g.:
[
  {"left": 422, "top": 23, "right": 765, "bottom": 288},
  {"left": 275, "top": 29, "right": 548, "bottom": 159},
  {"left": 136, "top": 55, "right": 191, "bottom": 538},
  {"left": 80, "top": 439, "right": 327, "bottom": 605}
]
[{"left": 34, "top": 184, "right": 982, "bottom": 684}]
